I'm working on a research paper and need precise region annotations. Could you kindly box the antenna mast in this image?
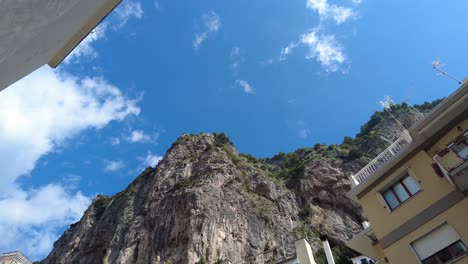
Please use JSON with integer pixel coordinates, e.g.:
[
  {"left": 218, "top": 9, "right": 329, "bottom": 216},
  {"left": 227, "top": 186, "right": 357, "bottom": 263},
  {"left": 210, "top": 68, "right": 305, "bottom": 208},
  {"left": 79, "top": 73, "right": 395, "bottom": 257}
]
[
  {"left": 432, "top": 60, "right": 462, "bottom": 84},
  {"left": 378, "top": 96, "right": 406, "bottom": 131}
]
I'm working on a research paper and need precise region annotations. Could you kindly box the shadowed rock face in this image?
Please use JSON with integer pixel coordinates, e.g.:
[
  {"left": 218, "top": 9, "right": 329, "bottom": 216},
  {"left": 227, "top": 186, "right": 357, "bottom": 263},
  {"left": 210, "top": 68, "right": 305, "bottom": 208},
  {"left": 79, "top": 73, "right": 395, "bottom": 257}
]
[{"left": 43, "top": 133, "right": 365, "bottom": 264}]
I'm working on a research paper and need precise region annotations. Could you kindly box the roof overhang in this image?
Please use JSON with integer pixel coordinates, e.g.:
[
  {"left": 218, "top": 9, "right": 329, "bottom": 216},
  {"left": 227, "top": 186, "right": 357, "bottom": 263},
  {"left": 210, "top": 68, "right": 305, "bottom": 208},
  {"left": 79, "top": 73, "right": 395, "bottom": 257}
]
[{"left": 0, "top": 0, "right": 122, "bottom": 92}]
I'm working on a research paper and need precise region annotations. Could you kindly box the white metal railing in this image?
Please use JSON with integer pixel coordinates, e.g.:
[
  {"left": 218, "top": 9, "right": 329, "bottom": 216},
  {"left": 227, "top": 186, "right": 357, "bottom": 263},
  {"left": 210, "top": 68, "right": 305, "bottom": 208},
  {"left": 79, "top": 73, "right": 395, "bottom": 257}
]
[{"left": 351, "top": 131, "right": 413, "bottom": 186}]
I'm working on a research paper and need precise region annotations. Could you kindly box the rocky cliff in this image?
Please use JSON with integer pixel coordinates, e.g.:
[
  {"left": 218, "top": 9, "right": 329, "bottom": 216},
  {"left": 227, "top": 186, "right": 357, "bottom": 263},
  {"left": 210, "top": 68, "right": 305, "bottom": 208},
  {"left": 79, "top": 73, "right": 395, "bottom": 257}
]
[{"left": 42, "top": 101, "right": 438, "bottom": 264}]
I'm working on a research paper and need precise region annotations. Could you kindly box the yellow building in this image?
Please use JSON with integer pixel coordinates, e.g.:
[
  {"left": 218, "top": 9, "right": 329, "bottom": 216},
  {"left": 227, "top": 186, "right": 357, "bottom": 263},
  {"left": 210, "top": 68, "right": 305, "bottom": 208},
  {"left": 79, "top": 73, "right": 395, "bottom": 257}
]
[{"left": 346, "top": 82, "right": 468, "bottom": 264}]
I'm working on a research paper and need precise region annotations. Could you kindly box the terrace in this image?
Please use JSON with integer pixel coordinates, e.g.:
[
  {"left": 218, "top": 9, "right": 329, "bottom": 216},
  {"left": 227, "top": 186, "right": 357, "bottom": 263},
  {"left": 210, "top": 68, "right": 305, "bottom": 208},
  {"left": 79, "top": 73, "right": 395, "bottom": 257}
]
[
  {"left": 350, "top": 131, "right": 413, "bottom": 187},
  {"left": 433, "top": 131, "right": 468, "bottom": 191}
]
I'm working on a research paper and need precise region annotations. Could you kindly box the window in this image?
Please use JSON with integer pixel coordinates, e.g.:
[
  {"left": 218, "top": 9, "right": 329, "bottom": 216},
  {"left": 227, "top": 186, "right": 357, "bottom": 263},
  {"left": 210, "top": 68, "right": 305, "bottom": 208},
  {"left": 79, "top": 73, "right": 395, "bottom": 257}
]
[
  {"left": 449, "top": 132, "right": 468, "bottom": 159},
  {"left": 422, "top": 241, "right": 467, "bottom": 264},
  {"left": 412, "top": 223, "right": 467, "bottom": 264},
  {"left": 382, "top": 174, "right": 420, "bottom": 210}
]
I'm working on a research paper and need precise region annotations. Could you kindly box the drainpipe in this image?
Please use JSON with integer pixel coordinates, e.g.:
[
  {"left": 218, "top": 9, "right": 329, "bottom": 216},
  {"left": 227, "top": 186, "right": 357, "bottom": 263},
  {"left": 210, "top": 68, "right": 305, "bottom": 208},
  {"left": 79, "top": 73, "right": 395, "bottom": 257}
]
[{"left": 319, "top": 235, "right": 335, "bottom": 264}]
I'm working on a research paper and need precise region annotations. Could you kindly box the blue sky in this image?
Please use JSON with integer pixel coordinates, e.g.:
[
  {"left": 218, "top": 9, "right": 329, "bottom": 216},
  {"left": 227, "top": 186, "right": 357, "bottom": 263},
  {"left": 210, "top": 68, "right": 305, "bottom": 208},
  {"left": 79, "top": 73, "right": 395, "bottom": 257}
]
[{"left": 1, "top": 0, "right": 468, "bottom": 260}]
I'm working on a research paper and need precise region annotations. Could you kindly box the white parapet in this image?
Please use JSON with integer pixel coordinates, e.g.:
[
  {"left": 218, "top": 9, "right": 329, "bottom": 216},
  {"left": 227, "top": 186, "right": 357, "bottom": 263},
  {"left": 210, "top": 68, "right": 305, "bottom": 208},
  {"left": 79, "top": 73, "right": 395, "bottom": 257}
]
[
  {"left": 294, "top": 238, "right": 317, "bottom": 264},
  {"left": 352, "top": 131, "right": 413, "bottom": 187}
]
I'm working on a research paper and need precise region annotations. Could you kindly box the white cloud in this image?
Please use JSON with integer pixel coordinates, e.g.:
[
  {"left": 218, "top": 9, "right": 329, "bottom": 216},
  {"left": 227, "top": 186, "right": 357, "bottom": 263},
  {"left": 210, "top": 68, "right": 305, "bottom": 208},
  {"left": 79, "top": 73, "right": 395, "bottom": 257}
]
[
  {"left": 127, "top": 130, "right": 158, "bottom": 143},
  {"left": 297, "top": 128, "right": 311, "bottom": 139},
  {"left": 300, "top": 29, "right": 347, "bottom": 72},
  {"left": 135, "top": 151, "right": 163, "bottom": 173},
  {"left": 113, "top": 1, "right": 144, "bottom": 30},
  {"left": 0, "top": 184, "right": 90, "bottom": 259},
  {"left": 279, "top": 41, "right": 299, "bottom": 61},
  {"left": 235, "top": 80, "right": 255, "bottom": 94},
  {"left": 61, "top": 174, "right": 82, "bottom": 190},
  {"left": 193, "top": 11, "right": 221, "bottom": 51},
  {"left": 296, "top": 120, "right": 306, "bottom": 126},
  {"left": 278, "top": 29, "right": 348, "bottom": 72},
  {"left": 144, "top": 151, "right": 163, "bottom": 167},
  {"left": 230, "top": 46, "right": 243, "bottom": 72},
  {"left": 0, "top": 66, "right": 140, "bottom": 259},
  {"left": 110, "top": 137, "right": 121, "bottom": 146},
  {"left": 306, "top": 0, "right": 354, "bottom": 24},
  {"left": 64, "top": 23, "right": 108, "bottom": 64},
  {"left": 65, "top": 1, "right": 144, "bottom": 63},
  {"left": 104, "top": 160, "right": 125, "bottom": 172},
  {"left": 154, "top": 1, "right": 161, "bottom": 10}
]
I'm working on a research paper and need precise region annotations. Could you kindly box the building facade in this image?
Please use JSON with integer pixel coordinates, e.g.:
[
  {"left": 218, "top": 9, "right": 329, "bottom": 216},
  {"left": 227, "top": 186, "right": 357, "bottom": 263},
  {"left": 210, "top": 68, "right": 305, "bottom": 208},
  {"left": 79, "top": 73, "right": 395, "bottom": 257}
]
[
  {"left": 346, "top": 82, "right": 468, "bottom": 264},
  {"left": 0, "top": 251, "right": 32, "bottom": 264},
  {"left": 0, "top": 0, "right": 122, "bottom": 92}
]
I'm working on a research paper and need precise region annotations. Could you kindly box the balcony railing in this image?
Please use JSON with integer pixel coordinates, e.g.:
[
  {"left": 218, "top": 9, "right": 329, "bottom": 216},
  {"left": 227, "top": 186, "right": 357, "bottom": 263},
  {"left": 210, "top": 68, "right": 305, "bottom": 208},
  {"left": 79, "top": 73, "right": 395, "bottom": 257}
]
[
  {"left": 433, "top": 132, "right": 468, "bottom": 176},
  {"left": 434, "top": 151, "right": 466, "bottom": 174},
  {"left": 351, "top": 131, "right": 413, "bottom": 186}
]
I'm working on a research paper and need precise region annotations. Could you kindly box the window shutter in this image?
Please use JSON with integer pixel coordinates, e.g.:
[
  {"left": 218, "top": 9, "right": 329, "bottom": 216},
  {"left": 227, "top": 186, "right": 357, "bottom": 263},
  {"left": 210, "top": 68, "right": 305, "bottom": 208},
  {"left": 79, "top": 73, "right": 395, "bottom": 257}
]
[{"left": 411, "top": 223, "right": 461, "bottom": 261}]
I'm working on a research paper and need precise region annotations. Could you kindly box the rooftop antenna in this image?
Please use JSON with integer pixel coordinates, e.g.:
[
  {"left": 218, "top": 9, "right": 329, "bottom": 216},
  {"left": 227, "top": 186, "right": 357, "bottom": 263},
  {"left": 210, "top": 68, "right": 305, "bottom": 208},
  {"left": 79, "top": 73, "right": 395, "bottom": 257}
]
[
  {"left": 378, "top": 96, "right": 406, "bottom": 130},
  {"left": 432, "top": 60, "right": 462, "bottom": 84}
]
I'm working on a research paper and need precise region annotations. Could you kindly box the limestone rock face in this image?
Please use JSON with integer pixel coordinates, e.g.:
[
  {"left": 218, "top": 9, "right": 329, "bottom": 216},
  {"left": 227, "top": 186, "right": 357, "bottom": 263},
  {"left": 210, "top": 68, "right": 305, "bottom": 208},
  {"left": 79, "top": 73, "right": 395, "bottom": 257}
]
[
  {"left": 42, "top": 133, "right": 365, "bottom": 264},
  {"left": 40, "top": 100, "right": 436, "bottom": 264}
]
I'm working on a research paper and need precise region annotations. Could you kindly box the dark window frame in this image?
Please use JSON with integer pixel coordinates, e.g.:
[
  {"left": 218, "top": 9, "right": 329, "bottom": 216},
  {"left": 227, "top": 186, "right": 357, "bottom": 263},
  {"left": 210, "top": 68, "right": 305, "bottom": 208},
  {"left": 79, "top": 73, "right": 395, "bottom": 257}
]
[
  {"left": 421, "top": 240, "right": 468, "bottom": 264},
  {"left": 382, "top": 174, "right": 421, "bottom": 210}
]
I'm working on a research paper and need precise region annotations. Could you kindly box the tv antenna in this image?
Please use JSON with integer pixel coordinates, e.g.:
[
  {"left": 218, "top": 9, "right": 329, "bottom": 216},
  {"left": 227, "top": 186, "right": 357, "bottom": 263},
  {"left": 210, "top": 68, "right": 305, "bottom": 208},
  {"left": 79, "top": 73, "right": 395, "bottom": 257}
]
[
  {"left": 378, "top": 96, "right": 406, "bottom": 130},
  {"left": 432, "top": 60, "right": 462, "bottom": 84}
]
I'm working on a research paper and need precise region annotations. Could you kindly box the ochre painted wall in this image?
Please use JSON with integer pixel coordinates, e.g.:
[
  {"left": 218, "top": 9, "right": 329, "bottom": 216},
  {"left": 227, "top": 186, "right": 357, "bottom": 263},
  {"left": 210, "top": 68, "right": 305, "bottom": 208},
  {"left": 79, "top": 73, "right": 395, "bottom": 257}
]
[
  {"left": 384, "top": 198, "right": 468, "bottom": 264},
  {"left": 427, "top": 119, "right": 468, "bottom": 157},
  {"left": 358, "top": 151, "right": 456, "bottom": 239}
]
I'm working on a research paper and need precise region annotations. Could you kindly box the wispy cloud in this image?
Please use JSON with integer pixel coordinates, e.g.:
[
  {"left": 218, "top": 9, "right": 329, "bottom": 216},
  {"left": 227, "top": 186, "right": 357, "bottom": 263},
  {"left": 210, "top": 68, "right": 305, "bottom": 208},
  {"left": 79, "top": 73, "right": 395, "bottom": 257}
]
[
  {"left": 154, "top": 1, "right": 161, "bottom": 10},
  {"left": 269, "top": 0, "right": 360, "bottom": 72},
  {"left": 277, "top": 28, "right": 348, "bottom": 73},
  {"left": 301, "top": 29, "right": 347, "bottom": 73},
  {"left": 110, "top": 137, "right": 120, "bottom": 146},
  {"left": 279, "top": 42, "right": 299, "bottom": 61},
  {"left": 193, "top": 11, "right": 221, "bottom": 51},
  {"left": 64, "top": 23, "right": 107, "bottom": 63},
  {"left": 144, "top": 151, "right": 163, "bottom": 167},
  {"left": 297, "top": 128, "right": 311, "bottom": 139},
  {"left": 104, "top": 160, "right": 125, "bottom": 172},
  {"left": 235, "top": 80, "right": 255, "bottom": 94},
  {"left": 127, "top": 130, "right": 158, "bottom": 144},
  {"left": 113, "top": 1, "right": 144, "bottom": 30},
  {"left": 135, "top": 151, "right": 163, "bottom": 173},
  {"left": 296, "top": 120, "right": 306, "bottom": 126},
  {"left": 230, "top": 46, "right": 243, "bottom": 73},
  {"left": 65, "top": 1, "right": 143, "bottom": 63},
  {"left": 306, "top": 0, "right": 355, "bottom": 24}
]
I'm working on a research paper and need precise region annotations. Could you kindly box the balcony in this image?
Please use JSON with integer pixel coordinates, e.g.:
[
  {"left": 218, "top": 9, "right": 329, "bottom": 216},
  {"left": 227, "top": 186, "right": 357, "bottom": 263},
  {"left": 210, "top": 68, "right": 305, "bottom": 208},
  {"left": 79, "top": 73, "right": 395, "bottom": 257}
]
[
  {"left": 351, "top": 131, "right": 413, "bottom": 187},
  {"left": 433, "top": 131, "right": 468, "bottom": 191},
  {"left": 346, "top": 223, "right": 382, "bottom": 261}
]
